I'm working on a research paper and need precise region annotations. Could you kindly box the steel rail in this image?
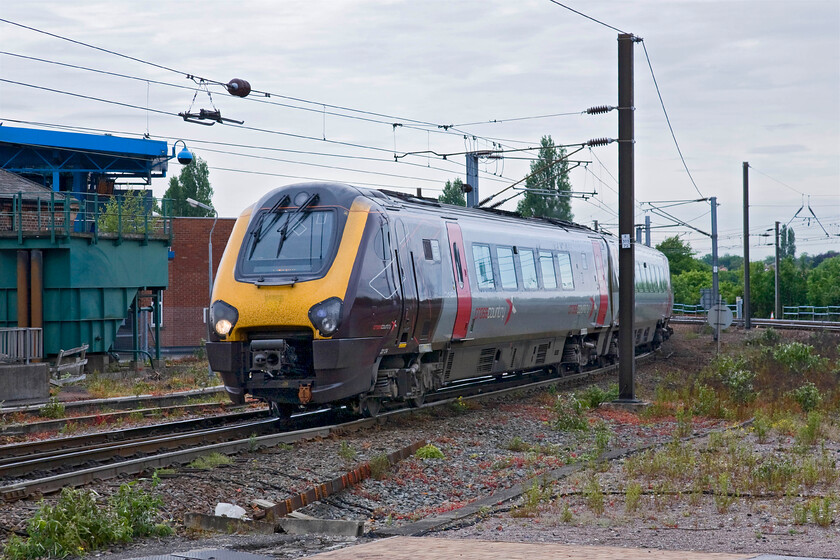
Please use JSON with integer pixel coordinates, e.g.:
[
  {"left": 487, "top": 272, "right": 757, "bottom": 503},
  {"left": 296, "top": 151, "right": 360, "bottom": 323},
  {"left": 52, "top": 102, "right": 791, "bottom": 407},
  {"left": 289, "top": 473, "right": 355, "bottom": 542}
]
[
  {"left": 0, "top": 409, "right": 269, "bottom": 461},
  {"left": 0, "top": 352, "right": 653, "bottom": 502},
  {"left": 0, "top": 418, "right": 280, "bottom": 479}
]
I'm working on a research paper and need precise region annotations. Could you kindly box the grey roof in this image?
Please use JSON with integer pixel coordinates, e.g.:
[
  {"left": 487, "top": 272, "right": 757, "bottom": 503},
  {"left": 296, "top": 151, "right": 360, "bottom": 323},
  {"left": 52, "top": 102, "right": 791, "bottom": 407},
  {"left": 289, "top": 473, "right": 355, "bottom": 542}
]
[{"left": 0, "top": 168, "right": 68, "bottom": 201}]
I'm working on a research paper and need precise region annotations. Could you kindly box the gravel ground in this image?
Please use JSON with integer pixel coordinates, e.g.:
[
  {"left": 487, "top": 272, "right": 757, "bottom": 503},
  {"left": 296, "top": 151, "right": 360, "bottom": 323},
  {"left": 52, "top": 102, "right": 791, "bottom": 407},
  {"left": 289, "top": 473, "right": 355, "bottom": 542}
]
[{"left": 2, "top": 325, "right": 839, "bottom": 559}]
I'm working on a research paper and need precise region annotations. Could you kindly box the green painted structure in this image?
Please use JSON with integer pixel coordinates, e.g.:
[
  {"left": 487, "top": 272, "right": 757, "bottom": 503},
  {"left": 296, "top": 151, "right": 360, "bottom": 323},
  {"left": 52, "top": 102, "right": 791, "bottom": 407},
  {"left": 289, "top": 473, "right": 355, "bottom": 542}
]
[
  {"left": 0, "top": 235, "right": 169, "bottom": 355},
  {"left": 0, "top": 125, "right": 177, "bottom": 360}
]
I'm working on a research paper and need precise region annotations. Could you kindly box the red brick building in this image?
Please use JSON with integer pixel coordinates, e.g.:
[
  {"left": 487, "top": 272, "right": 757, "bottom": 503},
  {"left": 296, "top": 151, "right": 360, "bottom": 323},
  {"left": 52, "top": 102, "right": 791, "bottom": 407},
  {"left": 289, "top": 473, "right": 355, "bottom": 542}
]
[{"left": 161, "top": 217, "right": 236, "bottom": 351}]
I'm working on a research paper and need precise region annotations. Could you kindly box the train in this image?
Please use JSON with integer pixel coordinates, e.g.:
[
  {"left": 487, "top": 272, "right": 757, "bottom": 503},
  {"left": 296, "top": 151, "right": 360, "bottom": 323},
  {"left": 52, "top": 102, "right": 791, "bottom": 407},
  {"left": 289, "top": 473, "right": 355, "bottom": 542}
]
[{"left": 206, "top": 182, "right": 673, "bottom": 417}]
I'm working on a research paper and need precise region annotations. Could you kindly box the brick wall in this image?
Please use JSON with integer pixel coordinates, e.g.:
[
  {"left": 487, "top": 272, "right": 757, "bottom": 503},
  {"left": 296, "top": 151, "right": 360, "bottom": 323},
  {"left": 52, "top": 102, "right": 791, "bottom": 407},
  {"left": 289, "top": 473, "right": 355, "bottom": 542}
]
[{"left": 162, "top": 217, "right": 237, "bottom": 349}]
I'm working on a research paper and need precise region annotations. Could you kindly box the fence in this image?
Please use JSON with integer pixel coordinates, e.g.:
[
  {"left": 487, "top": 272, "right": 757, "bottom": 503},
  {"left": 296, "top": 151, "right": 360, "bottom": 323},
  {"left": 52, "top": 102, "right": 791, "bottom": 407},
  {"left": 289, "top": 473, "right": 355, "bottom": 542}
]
[
  {"left": 673, "top": 303, "right": 740, "bottom": 317},
  {"left": 783, "top": 306, "right": 840, "bottom": 322},
  {"left": 0, "top": 328, "right": 43, "bottom": 364},
  {"left": 0, "top": 191, "right": 173, "bottom": 244}
]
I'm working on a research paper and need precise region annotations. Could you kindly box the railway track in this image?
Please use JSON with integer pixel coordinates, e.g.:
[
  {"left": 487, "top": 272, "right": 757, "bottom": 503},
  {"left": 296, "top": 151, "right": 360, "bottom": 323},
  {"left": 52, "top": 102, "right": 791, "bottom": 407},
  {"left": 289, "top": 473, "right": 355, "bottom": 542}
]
[
  {"left": 671, "top": 316, "right": 840, "bottom": 332},
  {"left": 0, "top": 352, "right": 651, "bottom": 502}
]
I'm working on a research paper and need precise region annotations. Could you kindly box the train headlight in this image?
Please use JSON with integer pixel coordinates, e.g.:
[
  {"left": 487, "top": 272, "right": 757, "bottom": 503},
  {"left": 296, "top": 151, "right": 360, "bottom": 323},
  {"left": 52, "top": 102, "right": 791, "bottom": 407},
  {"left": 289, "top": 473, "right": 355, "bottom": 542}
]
[
  {"left": 308, "top": 297, "right": 343, "bottom": 337},
  {"left": 210, "top": 300, "right": 239, "bottom": 337}
]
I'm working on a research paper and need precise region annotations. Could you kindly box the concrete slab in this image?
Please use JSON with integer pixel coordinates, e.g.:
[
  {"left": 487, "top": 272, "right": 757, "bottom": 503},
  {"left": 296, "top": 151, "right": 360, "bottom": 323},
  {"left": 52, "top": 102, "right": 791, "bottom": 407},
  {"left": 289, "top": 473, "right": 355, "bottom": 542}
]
[
  {"left": 276, "top": 517, "right": 365, "bottom": 537},
  {"left": 183, "top": 513, "right": 275, "bottom": 535},
  {"left": 0, "top": 362, "right": 49, "bottom": 405}
]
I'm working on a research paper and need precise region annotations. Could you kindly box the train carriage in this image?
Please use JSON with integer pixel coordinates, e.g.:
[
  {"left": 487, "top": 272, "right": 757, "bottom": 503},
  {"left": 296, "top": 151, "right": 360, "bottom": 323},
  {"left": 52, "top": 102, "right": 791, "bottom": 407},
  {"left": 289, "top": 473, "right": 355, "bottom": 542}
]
[{"left": 206, "top": 182, "right": 672, "bottom": 416}]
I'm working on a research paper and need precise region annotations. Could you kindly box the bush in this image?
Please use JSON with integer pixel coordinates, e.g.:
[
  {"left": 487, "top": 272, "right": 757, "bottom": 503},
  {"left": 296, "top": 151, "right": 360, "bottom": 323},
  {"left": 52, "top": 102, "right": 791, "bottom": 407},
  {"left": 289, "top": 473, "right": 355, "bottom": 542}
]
[
  {"left": 773, "top": 342, "right": 827, "bottom": 374},
  {"left": 369, "top": 453, "right": 391, "bottom": 479},
  {"left": 3, "top": 483, "right": 170, "bottom": 559},
  {"left": 577, "top": 384, "right": 619, "bottom": 409},
  {"left": 415, "top": 444, "right": 445, "bottom": 459},
  {"left": 553, "top": 395, "right": 588, "bottom": 431},
  {"left": 788, "top": 382, "right": 823, "bottom": 412},
  {"left": 39, "top": 397, "right": 66, "bottom": 419},
  {"left": 98, "top": 190, "right": 160, "bottom": 234},
  {"left": 720, "top": 368, "right": 758, "bottom": 405}
]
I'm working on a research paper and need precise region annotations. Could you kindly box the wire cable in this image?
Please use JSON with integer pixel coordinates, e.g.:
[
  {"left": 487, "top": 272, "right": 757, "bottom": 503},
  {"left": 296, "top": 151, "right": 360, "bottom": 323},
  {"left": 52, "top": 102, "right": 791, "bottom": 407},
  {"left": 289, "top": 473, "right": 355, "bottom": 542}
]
[
  {"left": 640, "top": 41, "right": 705, "bottom": 199},
  {"left": 545, "top": 0, "right": 628, "bottom": 34}
]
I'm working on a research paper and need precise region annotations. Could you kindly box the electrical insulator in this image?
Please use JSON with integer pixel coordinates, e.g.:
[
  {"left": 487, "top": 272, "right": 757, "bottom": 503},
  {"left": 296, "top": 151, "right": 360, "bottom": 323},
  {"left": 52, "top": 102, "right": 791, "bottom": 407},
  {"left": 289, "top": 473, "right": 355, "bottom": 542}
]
[
  {"left": 586, "top": 105, "right": 614, "bottom": 115},
  {"left": 226, "top": 78, "right": 251, "bottom": 97},
  {"left": 587, "top": 138, "right": 614, "bottom": 147}
]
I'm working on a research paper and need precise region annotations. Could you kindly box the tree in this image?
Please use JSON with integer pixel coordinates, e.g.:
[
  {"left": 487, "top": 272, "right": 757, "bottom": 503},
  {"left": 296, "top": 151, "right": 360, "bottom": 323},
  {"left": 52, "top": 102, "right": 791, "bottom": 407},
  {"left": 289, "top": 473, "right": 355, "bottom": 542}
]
[
  {"left": 438, "top": 178, "right": 466, "bottom": 206},
  {"left": 780, "top": 225, "right": 796, "bottom": 258},
  {"left": 163, "top": 156, "right": 214, "bottom": 217},
  {"left": 516, "top": 135, "right": 573, "bottom": 221},
  {"left": 656, "top": 236, "right": 708, "bottom": 277},
  {"left": 806, "top": 256, "right": 840, "bottom": 307}
]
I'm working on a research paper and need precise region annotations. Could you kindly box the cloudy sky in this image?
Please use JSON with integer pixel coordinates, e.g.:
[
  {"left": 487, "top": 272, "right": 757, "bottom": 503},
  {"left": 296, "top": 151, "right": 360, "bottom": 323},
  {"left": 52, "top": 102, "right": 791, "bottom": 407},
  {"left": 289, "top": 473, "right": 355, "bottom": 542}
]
[{"left": 1, "top": 0, "right": 837, "bottom": 260}]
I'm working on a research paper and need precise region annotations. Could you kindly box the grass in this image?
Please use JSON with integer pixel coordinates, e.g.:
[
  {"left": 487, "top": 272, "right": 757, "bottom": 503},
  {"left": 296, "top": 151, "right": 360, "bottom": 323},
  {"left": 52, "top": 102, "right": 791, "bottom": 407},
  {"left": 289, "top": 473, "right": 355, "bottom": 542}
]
[
  {"left": 187, "top": 452, "right": 233, "bottom": 470},
  {"left": 82, "top": 359, "right": 219, "bottom": 399}
]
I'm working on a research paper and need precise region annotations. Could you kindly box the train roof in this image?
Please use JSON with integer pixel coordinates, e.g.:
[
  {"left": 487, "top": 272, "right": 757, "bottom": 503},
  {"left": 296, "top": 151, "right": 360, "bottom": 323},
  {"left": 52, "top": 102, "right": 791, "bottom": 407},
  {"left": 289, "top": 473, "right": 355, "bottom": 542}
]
[{"left": 372, "top": 187, "right": 602, "bottom": 236}]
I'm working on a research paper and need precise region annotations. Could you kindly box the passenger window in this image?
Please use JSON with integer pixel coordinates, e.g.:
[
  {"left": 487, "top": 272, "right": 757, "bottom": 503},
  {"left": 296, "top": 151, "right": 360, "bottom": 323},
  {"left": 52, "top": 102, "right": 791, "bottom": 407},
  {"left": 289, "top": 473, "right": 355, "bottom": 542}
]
[
  {"left": 453, "top": 243, "right": 464, "bottom": 288},
  {"left": 539, "top": 251, "right": 557, "bottom": 289},
  {"left": 520, "top": 249, "right": 539, "bottom": 290},
  {"left": 581, "top": 252, "right": 588, "bottom": 270},
  {"left": 422, "top": 239, "right": 440, "bottom": 262},
  {"left": 496, "top": 246, "right": 518, "bottom": 290},
  {"left": 557, "top": 252, "right": 575, "bottom": 290},
  {"left": 472, "top": 244, "right": 495, "bottom": 290}
]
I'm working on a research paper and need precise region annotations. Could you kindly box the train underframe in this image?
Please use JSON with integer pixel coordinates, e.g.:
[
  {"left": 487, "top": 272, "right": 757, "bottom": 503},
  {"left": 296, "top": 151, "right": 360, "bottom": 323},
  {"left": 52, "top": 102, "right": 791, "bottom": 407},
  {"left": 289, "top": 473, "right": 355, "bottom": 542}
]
[{"left": 208, "top": 319, "right": 672, "bottom": 418}]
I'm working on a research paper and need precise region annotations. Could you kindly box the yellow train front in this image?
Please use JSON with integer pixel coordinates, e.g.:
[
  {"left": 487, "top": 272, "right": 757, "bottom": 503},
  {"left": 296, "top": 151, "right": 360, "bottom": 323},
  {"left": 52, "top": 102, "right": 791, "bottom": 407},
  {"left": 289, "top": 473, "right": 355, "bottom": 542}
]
[{"left": 206, "top": 182, "right": 403, "bottom": 416}]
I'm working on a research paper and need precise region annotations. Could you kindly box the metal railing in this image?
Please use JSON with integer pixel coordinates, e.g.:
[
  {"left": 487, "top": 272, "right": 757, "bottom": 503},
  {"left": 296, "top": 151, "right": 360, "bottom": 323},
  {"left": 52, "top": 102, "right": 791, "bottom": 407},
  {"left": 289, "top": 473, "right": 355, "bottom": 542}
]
[
  {"left": 783, "top": 306, "right": 840, "bottom": 322},
  {"left": 673, "top": 303, "right": 739, "bottom": 316},
  {"left": 0, "top": 328, "right": 43, "bottom": 364},
  {"left": 0, "top": 191, "right": 173, "bottom": 244}
]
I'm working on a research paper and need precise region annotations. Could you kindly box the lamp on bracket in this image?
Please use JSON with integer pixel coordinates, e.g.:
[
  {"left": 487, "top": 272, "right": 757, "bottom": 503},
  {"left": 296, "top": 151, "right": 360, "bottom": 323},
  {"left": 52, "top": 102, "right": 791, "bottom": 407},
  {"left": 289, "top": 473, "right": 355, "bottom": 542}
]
[{"left": 172, "top": 140, "right": 194, "bottom": 165}]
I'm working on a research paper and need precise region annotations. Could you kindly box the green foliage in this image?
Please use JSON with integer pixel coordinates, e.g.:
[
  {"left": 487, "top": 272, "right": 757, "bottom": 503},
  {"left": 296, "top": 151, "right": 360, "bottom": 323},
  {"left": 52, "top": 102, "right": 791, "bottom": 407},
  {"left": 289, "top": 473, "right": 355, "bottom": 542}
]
[
  {"left": 795, "top": 411, "right": 823, "bottom": 447},
  {"left": 780, "top": 224, "right": 796, "bottom": 258},
  {"left": 577, "top": 384, "right": 619, "bottom": 409},
  {"left": 187, "top": 452, "right": 233, "bottom": 470},
  {"left": 438, "top": 177, "right": 466, "bottom": 206},
  {"left": 809, "top": 496, "right": 835, "bottom": 527},
  {"left": 656, "top": 236, "right": 707, "bottom": 277},
  {"left": 583, "top": 475, "right": 605, "bottom": 515},
  {"left": 415, "top": 443, "right": 445, "bottom": 459},
  {"left": 806, "top": 256, "right": 840, "bottom": 306},
  {"left": 553, "top": 394, "right": 588, "bottom": 431},
  {"left": 3, "top": 483, "right": 169, "bottom": 559},
  {"left": 788, "top": 382, "right": 823, "bottom": 412},
  {"left": 163, "top": 156, "right": 214, "bottom": 217},
  {"left": 39, "top": 397, "right": 65, "bottom": 419},
  {"left": 516, "top": 135, "right": 573, "bottom": 221},
  {"left": 772, "top": 342, "right": 827, "bottom": 374},
  {"left": 710, "top": 356, "right": 757, "bottom": 404},
  {"left": 369, "top": 453, "right": 391, "bottom": 479},
  {"left": 625, "top": 481, "right": 642, "bottom": 513},
  {"left": 512, "top": 478, "right": 552, "bottom": 517},
  {"left": 504, "top": 436, "right": 530, "bottom": 452},
  {"left": 98, "top": 190, "right": 159, "bottom": 234},
  {"left": 338, "top": 441, "right": 357, "bottom": 462}
]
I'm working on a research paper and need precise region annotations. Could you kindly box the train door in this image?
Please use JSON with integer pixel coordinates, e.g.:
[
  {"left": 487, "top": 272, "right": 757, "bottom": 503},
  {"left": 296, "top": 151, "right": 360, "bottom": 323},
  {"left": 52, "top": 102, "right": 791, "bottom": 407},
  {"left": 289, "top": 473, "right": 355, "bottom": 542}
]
[
  {"left": 445, "top": 222, "right": 471, "bottom": 340},
  {"left": 394, "top": 219, "right": 418, "bottom": 348},
  {"left": 590, "top": 239, "right": 609, "bottom": 327}
]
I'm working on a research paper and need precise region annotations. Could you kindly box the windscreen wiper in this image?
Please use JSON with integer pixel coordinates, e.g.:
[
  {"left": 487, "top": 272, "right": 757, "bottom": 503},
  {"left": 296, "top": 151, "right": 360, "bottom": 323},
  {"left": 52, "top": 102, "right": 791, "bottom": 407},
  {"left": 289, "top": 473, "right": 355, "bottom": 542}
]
[
  {"left": 276, "top": 193, "right": 320, "bottom": 258},
  {"left": 248, "top": 195, "right": 290, "bottom": 258}
]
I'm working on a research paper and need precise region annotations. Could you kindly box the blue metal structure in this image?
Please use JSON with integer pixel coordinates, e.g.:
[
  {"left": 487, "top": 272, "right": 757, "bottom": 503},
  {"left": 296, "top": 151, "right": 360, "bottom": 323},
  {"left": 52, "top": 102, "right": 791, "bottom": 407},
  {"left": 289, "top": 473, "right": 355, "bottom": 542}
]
[{"left": 0, "top": 125, "right": 170, "bottom": 193}]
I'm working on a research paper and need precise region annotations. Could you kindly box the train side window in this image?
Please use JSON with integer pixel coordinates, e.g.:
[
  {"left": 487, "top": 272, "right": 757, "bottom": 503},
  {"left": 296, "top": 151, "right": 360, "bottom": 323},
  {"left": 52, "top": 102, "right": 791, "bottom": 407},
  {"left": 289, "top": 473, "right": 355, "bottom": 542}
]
[
  {"left": 539, "top": 251, "right": 557, "bottom": 289},
  {"left": 519, "top": 248, "right": 539, "bottom": 290},
  {"left": 496, "top": 246, "right": 518, "bottom": 290},
  {"left": 422, "top": 239, "right": 441, "bottom": 262},
  {"left": 472, "top": 244, "right": 496, "bottom": 290},
  {"left": 581, "top": 252, "right": 588, "bottom": 270},
  {"left": 635, "top": 262, "right": 642, "bottom": 292},
  {"left": 557, "top": 252, "right": 575, "bottom": 290}
]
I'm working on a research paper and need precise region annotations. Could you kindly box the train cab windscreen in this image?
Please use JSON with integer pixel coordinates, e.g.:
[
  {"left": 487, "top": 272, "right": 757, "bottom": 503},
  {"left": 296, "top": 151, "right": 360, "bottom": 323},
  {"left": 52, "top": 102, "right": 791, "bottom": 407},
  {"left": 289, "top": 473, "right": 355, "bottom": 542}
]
[{"left": 238, "top": 207, "right": 337, "bottom": 279}]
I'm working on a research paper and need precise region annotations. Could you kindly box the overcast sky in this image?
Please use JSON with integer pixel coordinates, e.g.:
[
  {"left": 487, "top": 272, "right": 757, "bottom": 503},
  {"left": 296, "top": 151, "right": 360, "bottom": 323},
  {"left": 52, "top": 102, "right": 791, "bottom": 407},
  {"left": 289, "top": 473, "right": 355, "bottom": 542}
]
[{"left": 1, "top": 0, "right": 837, "bottom": 260}]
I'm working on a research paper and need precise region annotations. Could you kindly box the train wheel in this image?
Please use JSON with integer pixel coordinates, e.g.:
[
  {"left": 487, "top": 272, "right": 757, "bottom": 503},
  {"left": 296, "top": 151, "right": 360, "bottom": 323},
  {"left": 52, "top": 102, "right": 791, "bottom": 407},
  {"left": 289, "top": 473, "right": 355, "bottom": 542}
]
[
  {"left": 360, "top": 396, "right": 381, "bottom": 418},
  {"left": 408, "top": 393, "right": 425, "bottom": 408}
]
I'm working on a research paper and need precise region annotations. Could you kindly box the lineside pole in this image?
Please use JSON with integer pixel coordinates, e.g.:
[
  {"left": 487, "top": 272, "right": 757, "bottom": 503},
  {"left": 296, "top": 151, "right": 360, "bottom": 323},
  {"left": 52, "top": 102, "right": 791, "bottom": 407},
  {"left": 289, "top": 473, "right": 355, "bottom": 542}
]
[
  {"left": 742, "top": 162, "right": 751, "bottom": 329},
  {"left": 617, "top": 33, "right": 637, "bottom": 402}
]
